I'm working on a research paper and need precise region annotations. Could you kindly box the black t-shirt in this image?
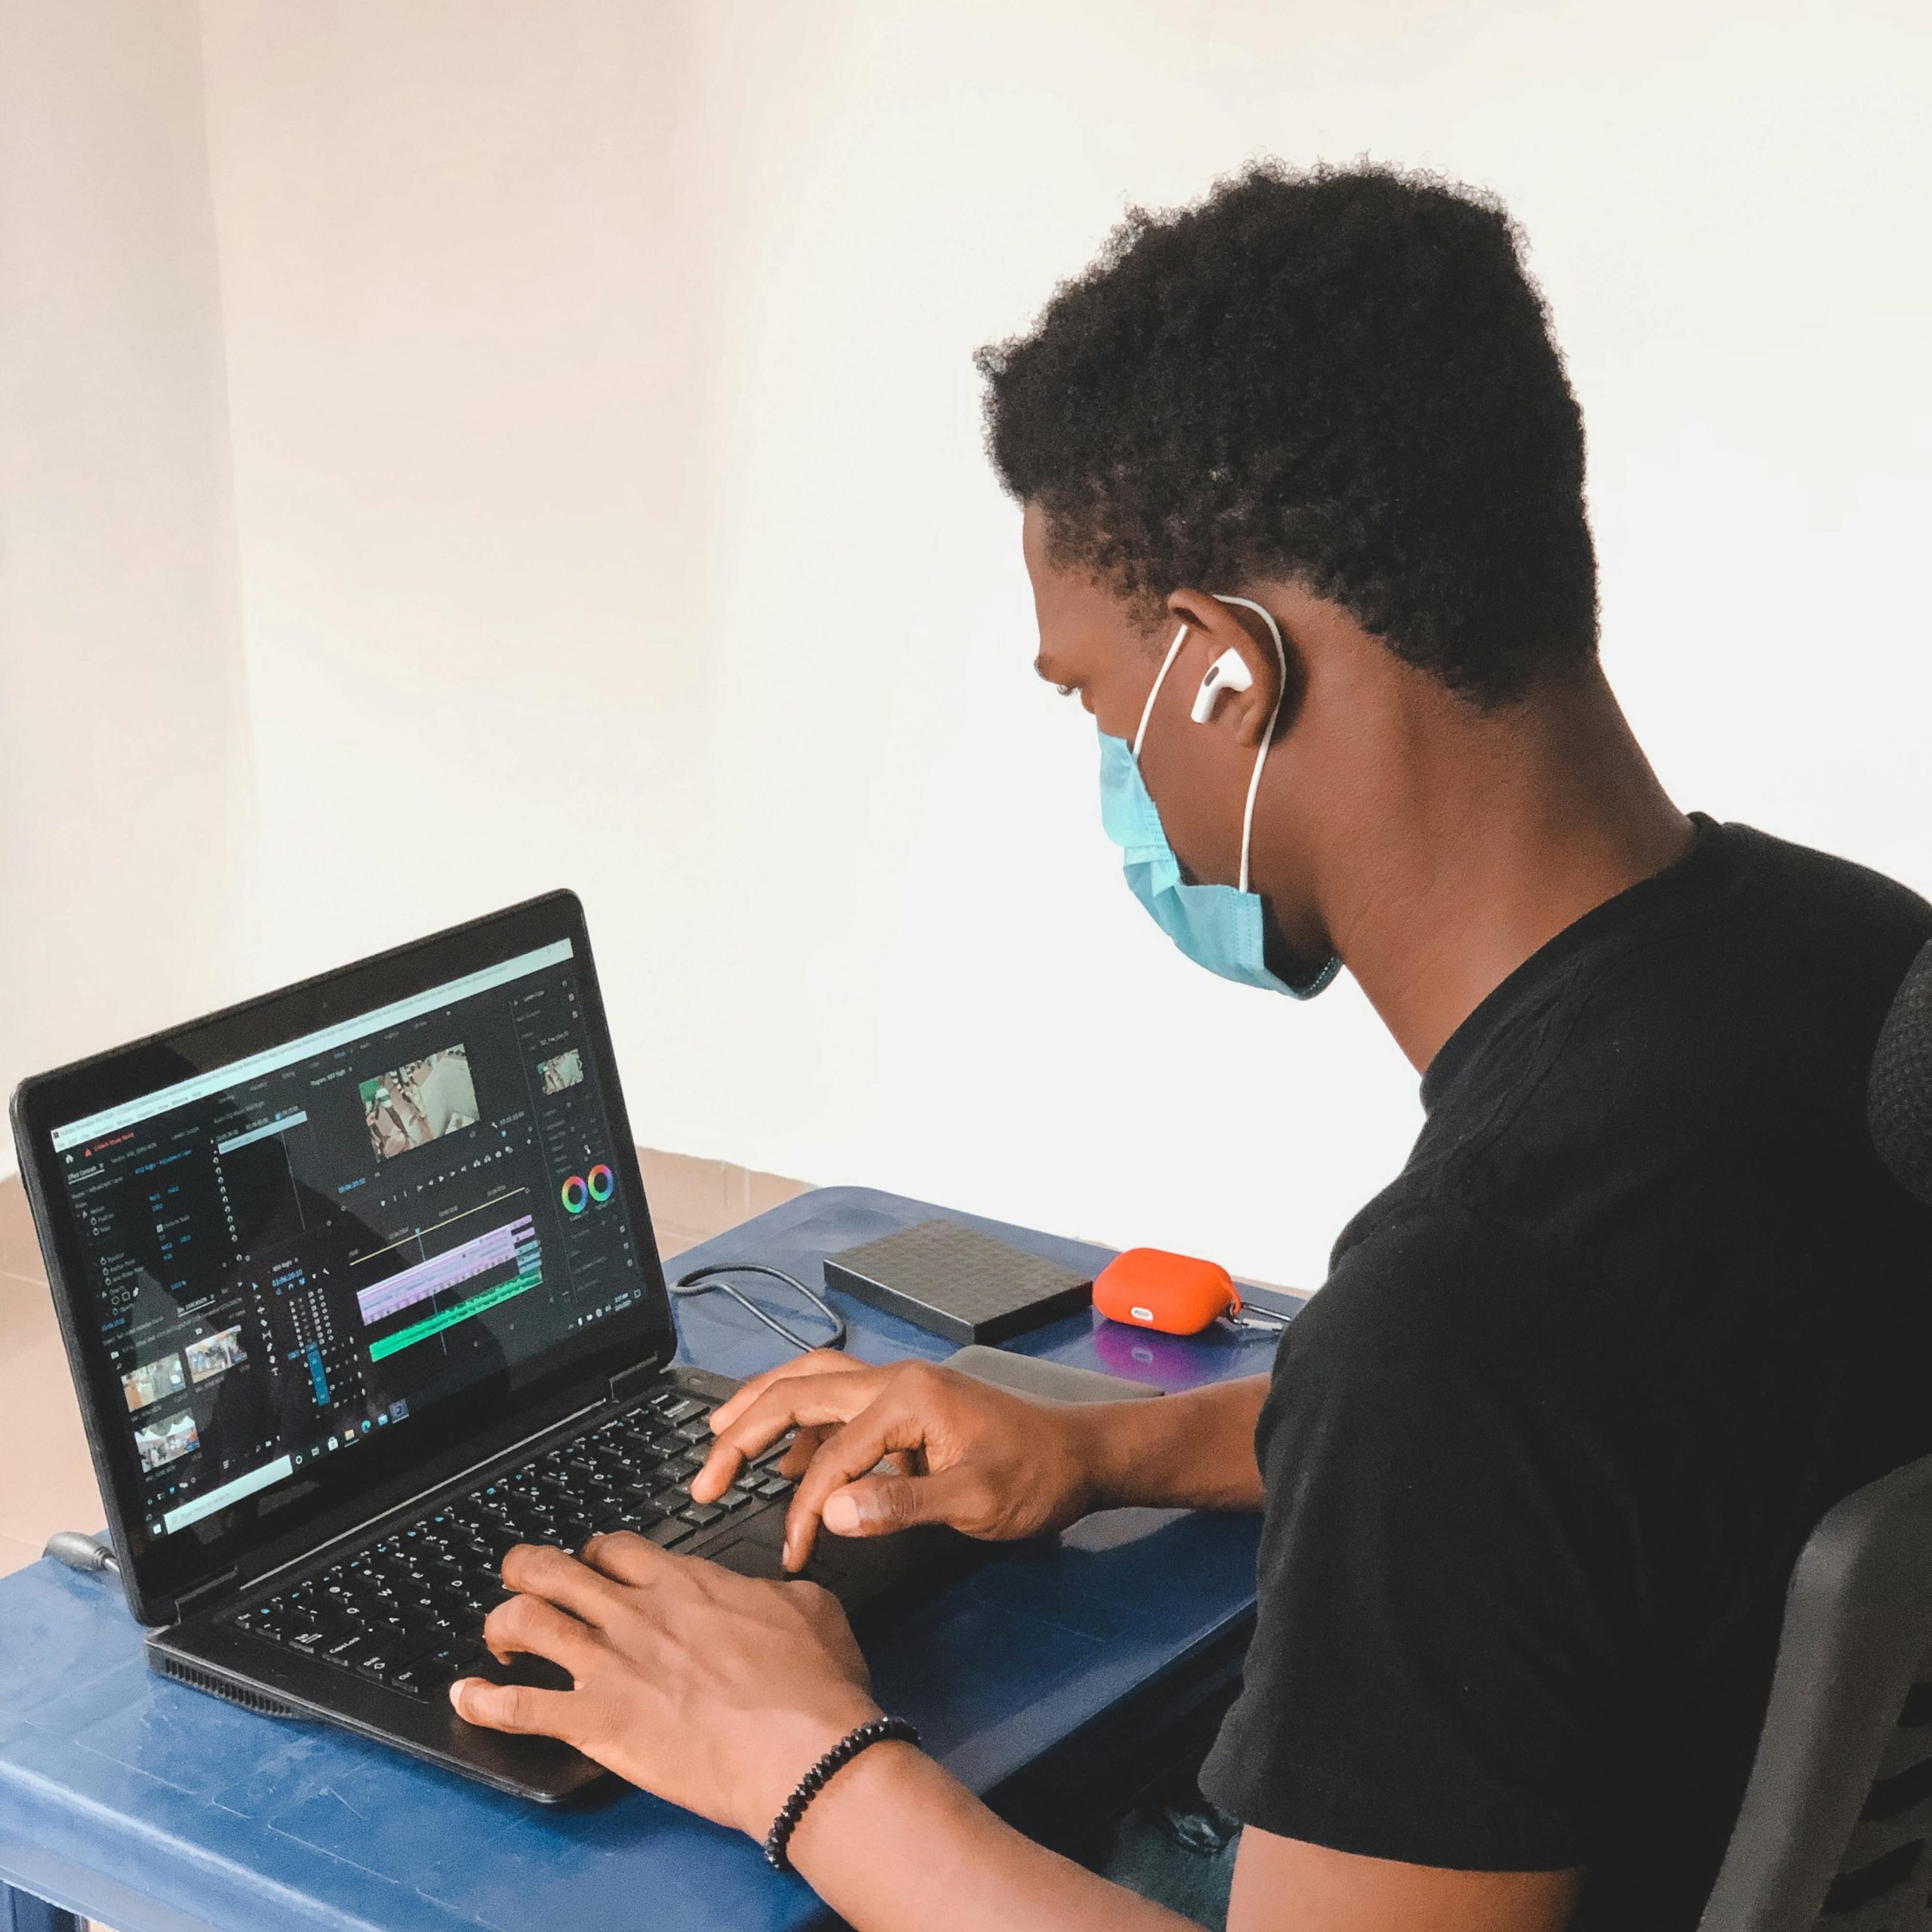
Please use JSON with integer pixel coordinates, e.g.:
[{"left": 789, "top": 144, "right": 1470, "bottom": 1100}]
[{"left": 1199, "top": 819, "right": 1932, "bottom": 1929}]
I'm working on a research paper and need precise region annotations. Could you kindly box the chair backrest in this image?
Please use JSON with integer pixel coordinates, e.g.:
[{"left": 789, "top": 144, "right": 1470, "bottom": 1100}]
[
  {"left": 1698, "top": 1456, "right": 1932, "bottom": 1930},
  {"left": 1871, "top": 937, "right": 1932, "bottom": 1214},
  {"left": 1697, "top": 937, "right": 1932, "bottom": 1930}
]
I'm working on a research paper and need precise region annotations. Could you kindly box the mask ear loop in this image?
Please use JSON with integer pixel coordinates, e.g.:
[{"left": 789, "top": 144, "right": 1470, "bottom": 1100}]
[
  {"left": 1131, "top": 624, "right": 1192, "bottom": 762},
  {"left": 1212, "top": 595, "right": 1287, "bottom": 894}
]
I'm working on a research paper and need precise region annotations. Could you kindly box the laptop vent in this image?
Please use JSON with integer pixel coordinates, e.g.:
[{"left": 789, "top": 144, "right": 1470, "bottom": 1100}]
[{"left": 153, "top": 1651, "right": 302, "bottom": 1720}]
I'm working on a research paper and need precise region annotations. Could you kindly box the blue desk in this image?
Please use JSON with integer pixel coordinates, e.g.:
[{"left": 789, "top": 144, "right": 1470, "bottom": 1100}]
[{"left": 0, "top": 1187, "right": 1287, "bottom": 1932}]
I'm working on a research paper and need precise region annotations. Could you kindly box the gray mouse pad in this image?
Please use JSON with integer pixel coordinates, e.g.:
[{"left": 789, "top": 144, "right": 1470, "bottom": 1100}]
[{"left": 945, "top": 1345, "right": 1161, "bottom": 1404}]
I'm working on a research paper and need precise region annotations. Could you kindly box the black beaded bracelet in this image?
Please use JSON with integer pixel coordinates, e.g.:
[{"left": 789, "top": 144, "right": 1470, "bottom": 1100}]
[{"left": 762, "top": 1714, "right": 921, "bottom": 1872}]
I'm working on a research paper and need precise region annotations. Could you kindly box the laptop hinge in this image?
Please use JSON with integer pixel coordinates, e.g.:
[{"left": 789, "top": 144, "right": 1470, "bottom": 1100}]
[
  {"left": 609, "top": 1353, "right": 664, "bottom": 1406},
  {"left": 171, "top": 1567, "right": 241, "bottom": 1624}
]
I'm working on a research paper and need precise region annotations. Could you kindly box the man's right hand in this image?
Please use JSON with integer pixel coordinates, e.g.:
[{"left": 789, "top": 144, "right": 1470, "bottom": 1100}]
[{"left": 690, "top": 1352, "right": 1099, "bottom": 1572}]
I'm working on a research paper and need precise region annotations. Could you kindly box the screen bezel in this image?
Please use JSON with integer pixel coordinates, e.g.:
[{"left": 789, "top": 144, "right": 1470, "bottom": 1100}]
[{"left": 9, "top": 889, "right": 675, "bottom": 1624}]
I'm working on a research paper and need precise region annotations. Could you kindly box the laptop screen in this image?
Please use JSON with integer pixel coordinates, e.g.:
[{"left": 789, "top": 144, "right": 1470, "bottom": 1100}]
[{"left": 19, "top": 895, "right": 672, "bottom": 1614}]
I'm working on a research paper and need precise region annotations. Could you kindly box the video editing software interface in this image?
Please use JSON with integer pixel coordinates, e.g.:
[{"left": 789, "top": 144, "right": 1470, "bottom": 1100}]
[{"left": 51, "top": 940, "right": 649, "bottom": 1548}]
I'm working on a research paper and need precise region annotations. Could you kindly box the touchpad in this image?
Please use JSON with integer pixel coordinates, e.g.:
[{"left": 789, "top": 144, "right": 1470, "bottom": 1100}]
[
  {"left": 467, "top": 1650, "right": 574, "bottom": 1694},
  {"left": 710, "top": 1532, "right": 786, "bottom": 1581},
  {"left": 707, "top": 1510, "right": 852, "bottom": 1588}
]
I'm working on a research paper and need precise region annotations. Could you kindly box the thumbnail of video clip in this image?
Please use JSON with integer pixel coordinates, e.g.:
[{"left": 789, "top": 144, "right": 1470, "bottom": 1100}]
[
  {"left": 186, "top": 1325, "right": 246, "bottom": 1384},
  {"left": 134, "top": 1409, "right": 199, "bottom": 1472},
  {"left": 122, "top": 1354, "right": 186, "bottom": 1414},
  {"left": 538, "top": 1049, "right": 584, "bottom": 1096}
]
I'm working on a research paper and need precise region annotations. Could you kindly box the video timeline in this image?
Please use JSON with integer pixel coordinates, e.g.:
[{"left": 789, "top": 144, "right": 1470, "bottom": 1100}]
[{"left": 355, "top": 1211, "right": 543, "bottom": 1363}]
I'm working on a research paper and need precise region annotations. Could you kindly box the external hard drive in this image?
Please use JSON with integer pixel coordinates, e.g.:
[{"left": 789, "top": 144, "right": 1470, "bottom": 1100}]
[{"left": 821, "top": 1220, "right": 1094, "bottom": 1346}]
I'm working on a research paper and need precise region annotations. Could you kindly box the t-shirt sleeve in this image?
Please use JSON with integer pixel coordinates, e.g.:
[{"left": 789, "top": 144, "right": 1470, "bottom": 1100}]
[{"left": 1199, "top": 1207, "right": 1635, "bottom": 1872}]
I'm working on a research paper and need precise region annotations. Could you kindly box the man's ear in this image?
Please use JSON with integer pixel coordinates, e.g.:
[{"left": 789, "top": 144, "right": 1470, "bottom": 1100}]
[{"left": 1165, "top": 588, "right": 1296, "bottom": 749}]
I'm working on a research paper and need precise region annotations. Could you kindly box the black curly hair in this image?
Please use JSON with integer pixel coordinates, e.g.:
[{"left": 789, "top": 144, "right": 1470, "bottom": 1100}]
[{"left": 976, "top": 162, "right": 1597, "bottom": 706}]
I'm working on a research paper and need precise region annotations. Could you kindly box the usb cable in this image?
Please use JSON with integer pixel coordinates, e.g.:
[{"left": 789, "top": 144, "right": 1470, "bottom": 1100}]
[{"left": 669, "top": 1262, "right": 848, "bottom": 1355}]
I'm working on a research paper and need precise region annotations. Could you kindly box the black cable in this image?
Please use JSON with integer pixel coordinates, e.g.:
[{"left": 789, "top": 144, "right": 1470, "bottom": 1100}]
[{"left": 669, "top": 1261, "right": 848, "bottom": 1355}]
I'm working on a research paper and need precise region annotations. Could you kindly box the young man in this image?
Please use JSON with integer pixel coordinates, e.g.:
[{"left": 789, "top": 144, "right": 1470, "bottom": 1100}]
[{"left": 448, "top": 164, "right": 1932, "bottom": 1930}]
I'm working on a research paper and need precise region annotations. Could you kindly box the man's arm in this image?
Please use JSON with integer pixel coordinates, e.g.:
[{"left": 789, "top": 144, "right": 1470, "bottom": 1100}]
[
  {"left": 692, "top": 1351, "right": 1269, "bottom": 1567},
  {"left": 1080, "top": 1372, "right": 1270, "bottom": 1510},
  {"left": 448, "top": 1536, "right": 1582, "bottom": 1932},
  {"left": 789, "top": 1740, "right": 1199, "bottom": 1931},
  {"left": 790, "top": 1740, "right": 1580, "bottom": 1932},
  {"left": 1228, "top": 1832, "right": 1580, "bottom": 1932}
]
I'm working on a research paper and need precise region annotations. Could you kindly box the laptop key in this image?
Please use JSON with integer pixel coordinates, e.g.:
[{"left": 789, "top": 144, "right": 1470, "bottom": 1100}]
[
  {"left": 355, "top": 1629, "right": 441, "bottom": 1683},
  {"left": 644, "top": 1518, "right": 694, "bottom": 1548},
  {"left": 601, "top": 1504, "right": 666, "bottom": 1536},
  {"left": 369, "top": 1609, "right": 435, "bottom": 1643},
  {"left": 392, "top": 1645, "right": 481, "bottom": 1699}
]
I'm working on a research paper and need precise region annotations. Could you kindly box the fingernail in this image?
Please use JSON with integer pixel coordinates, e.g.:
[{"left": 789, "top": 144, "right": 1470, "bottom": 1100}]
[{"left": 823, "top": 1493, "right": 860, "bottom": 1534}]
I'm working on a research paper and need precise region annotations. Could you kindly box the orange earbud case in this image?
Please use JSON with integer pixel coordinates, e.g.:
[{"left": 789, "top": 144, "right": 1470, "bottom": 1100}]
[{"left": 1094, "top": 1247, "right": 1241, "bottom": 1336}]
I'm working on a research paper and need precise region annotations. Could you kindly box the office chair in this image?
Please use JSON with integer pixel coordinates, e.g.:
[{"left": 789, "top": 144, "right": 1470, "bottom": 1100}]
[{"left": 1697, "top": 937, "right": 1932, "bottom": 1931}]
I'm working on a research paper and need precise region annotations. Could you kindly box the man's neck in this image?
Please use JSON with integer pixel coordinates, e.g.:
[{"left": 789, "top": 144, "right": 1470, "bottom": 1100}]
[{"left": 1321, "top": 666, "right": 1693, "bottom": 1073}]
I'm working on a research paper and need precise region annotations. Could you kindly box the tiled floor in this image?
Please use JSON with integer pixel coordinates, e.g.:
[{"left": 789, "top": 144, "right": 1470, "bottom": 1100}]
[{"left": 0, "top": 1151, "right": 808, "bottom": 1580}]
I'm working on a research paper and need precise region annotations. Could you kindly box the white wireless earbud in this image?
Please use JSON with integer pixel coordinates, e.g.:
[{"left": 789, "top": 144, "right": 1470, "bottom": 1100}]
[{"left": 1189, "top": 647, "right": 1254, "bottom": 724}]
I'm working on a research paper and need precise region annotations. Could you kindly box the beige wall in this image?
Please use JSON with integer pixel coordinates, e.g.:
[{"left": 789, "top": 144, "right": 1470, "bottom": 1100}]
[
  {"left": 5, "top": 2, "right": 1930, "bottom": 1287},
  {"left": 0, "top": 0, "right": 251, "bottom": 1125}
]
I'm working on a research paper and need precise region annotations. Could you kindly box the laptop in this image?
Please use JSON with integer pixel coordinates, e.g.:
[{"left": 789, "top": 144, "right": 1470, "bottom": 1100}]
[{"left": 8, "top": 891, "right": 957, "bottom": 1801}]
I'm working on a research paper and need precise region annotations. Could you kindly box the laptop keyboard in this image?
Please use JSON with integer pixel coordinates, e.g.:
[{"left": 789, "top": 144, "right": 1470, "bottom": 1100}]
[{"left": 229, "top": 1386, "right": 790, "bottom": 1700}]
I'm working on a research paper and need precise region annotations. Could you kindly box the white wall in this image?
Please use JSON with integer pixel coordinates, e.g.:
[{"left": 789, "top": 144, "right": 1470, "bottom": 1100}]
[
  {"left": 0, "top": 0, "right": 251, "bottom": 1177},
  {"left": 8, "top": 2, "right": 1929, "bottom": 1284}
]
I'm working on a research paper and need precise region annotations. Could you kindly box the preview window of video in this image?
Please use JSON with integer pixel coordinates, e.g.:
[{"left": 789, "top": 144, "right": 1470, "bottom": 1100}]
[
  {"left": 186, "top": 1325, "right": 245, "bottom": 1384},
  {"left": 538, "top": 1049, "right": 583, "bottom": 1095},
  {"left": 134, "top": 1410, "right": 200, "bottom": 1472},
  {"left": 360, "top": 1044, "right": 478, "bottom": 1161},
  {"left": 122, "top": 1354, "right": 185, "bottom": 1414}
]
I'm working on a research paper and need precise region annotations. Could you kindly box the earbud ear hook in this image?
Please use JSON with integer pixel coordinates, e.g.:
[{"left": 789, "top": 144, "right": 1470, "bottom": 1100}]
[{"left": 1189, "top": 647, "right": 1254, "bottom": 724}]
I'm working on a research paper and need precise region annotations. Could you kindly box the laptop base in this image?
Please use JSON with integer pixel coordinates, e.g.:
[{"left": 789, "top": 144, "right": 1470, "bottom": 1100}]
[{"left": 149, "top": 1364, "right": 979, "bottom": 1803}]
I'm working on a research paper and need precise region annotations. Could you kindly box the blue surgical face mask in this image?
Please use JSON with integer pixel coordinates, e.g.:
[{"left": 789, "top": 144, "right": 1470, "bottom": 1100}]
[{"left": 1097, "top": 595, "right": 1340, "bottom": 998}]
